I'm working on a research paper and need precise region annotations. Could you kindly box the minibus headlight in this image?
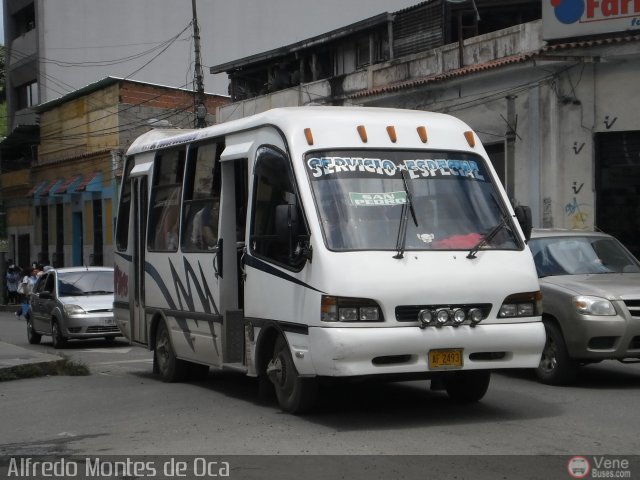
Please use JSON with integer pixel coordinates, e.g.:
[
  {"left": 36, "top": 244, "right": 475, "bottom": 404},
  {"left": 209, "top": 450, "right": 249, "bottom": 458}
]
[
  {"left": 498, "top": 291, "right": 542, "bottom": 318},
  {"left": 359, "top": 306, "right": 380, "bottom": 321},
  {"left": 321, "top": 295, "right": 383, "bottom": 323},
  {"left": 499, "top": 304, "right": 517, "bottom": 317},
  {"left": 339, "top": 307, "right": 358, "bottom": 322}
]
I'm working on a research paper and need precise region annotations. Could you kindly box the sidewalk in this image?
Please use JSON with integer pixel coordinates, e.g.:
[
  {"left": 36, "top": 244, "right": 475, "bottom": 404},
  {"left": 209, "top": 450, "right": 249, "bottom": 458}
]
[
  {"left": 0, "top": 305, "right": 65, "bottom": 380},
  {"left": 0, "top": 341, "right": 64, "bottom": 379}
]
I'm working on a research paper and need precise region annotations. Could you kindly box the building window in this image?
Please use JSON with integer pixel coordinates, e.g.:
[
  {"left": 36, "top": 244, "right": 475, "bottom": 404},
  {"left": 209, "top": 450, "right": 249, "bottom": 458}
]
[
  {"left": 17, "top": 81, "right": 39, "bottom": 109},
  {"left": 356, "top": 37, "right": 370, "bottom": 68},
  {"left": 13, "top": 4, "right": 36, "bottom": 38}
]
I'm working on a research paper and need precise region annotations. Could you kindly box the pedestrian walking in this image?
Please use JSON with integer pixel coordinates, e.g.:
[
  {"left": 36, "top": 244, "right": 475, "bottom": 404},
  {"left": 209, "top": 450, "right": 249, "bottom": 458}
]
[
  {"left": 16, "top": 267, "right": 38, "bottom": 320},
  {"left": 5, "top": 265, "right": 20, "bottom": 305}
]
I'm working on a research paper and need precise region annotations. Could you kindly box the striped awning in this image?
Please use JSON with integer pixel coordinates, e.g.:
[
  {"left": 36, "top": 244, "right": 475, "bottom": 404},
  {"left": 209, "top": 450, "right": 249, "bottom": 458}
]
[{"left": 28, "top": 172, "right": 103, "bottom": 197}]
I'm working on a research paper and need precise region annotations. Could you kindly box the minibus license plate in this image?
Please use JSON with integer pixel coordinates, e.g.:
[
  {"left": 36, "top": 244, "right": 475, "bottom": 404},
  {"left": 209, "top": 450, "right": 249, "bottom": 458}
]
[{"left": 429, "top": 349, "right": 463, "bottom": 369}]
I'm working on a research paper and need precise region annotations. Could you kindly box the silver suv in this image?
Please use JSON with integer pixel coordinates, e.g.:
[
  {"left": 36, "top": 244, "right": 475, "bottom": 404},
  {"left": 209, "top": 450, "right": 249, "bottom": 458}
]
[
  {"left": 27, "top": 266, "right": 119, "bottom": 348},
  {"left": 529, "top": 229, "right": 640, "bottom": 384}
]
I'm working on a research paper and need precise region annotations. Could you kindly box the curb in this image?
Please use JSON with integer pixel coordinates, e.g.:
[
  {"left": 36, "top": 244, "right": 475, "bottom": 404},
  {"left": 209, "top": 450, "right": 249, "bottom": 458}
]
[{"left": 0, "top": 341, "right": 66, "bottom": 381}]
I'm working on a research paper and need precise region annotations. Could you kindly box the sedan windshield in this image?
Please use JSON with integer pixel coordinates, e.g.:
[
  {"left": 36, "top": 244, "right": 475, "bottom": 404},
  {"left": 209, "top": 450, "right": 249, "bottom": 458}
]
[
  {"left": 305, "top": 149, "right": 520, "bottom": 252},
  {"left": 529, "top": 236, "right": 640, "bottom": 277},
  {"left": 57, "top": 270, "right": 114, "bottom": 297}
]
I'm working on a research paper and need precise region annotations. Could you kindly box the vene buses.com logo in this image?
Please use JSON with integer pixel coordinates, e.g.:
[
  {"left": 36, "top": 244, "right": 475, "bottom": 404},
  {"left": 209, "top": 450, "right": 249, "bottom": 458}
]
[{"left": 567, "top": 456, "right": 591, "bottom": 479}]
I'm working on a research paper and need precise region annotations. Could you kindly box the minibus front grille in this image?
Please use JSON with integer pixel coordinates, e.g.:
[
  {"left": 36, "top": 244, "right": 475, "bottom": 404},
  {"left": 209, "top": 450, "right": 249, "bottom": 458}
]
[{"left": 395, "top": 304, "right": 492, "bottom": 323}]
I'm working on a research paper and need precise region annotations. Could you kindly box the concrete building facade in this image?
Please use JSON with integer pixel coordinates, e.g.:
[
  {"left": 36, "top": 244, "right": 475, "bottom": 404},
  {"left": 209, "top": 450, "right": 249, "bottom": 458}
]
[
  {"left": 211, "top": 1, "right": 640, "bottom": 258},
  {"left": 3, "top": 78, "right": 228, "bottom": 269}
]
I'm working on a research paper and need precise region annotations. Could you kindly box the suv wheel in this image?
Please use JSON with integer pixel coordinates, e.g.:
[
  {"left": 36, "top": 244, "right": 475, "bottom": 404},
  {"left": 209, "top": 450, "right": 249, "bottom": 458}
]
[{"left": 536, "top": 320, "right": 578, "bottom": 385}]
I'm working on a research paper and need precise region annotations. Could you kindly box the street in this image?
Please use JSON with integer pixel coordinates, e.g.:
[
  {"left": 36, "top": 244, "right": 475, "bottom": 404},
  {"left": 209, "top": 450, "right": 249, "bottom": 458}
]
[{"left": 1, "top": 311, "right": 640, "bottom": 477}]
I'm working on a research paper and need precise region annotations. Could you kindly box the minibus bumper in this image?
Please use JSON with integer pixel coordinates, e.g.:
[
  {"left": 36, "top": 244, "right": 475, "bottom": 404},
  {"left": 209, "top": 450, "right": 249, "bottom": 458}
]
[{"left": 289, "top": 322, "right": 545, "bottom": 377}]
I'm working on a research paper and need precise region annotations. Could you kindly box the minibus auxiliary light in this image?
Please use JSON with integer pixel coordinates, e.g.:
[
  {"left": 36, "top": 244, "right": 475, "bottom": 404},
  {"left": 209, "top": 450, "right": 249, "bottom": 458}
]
[{"left": 416, "top": 307, "right": 486, "bottom": 329}]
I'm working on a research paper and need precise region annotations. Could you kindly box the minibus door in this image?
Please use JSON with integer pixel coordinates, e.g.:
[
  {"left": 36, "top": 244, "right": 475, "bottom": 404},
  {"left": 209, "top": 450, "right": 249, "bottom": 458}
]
[
  {"left": 215, "top": 155, "right": 248, "bottom": 365},
  {"left": 131, "top": 176, "right": 148, "bottom": 344}
]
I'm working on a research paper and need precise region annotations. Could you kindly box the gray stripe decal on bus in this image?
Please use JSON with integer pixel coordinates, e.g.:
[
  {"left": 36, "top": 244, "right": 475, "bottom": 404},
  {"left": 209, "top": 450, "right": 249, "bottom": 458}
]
[{"left": 243, "top": 255, "right": 325, "bottom": 293}]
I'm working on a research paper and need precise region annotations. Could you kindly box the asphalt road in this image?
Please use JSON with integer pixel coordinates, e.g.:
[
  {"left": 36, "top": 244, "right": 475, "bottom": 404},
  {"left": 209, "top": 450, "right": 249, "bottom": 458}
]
[{"left": 1, "top": 311, "right": 639, "bottom": 479}]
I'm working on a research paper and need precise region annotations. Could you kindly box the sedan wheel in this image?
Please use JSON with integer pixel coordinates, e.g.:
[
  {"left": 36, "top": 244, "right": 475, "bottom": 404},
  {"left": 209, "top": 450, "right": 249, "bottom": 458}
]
[
  {"left": 26, "top": 318, "right": 42, "bottom": 345},
  {"left": 51, "top": 321, "right": 67, "bottom": 349}
]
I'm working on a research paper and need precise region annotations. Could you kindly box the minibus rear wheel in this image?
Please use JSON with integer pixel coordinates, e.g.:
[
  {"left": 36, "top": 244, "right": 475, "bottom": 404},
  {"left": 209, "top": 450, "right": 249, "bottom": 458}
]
[{"left": 269, "top": 335, "right": 318, "bottom": 414}]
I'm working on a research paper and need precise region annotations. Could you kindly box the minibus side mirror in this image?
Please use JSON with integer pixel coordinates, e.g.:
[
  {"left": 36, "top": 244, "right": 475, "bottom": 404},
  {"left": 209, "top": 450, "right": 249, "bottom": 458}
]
[{"left": 514, "top": 205, "right": 532, "bottom": 242}]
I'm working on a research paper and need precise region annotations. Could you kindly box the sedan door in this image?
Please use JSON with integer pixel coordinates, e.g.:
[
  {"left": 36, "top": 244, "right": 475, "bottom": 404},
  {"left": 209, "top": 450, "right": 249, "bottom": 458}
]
[{"left": 31, "top": 273, "right": 56, "bottom": 334}]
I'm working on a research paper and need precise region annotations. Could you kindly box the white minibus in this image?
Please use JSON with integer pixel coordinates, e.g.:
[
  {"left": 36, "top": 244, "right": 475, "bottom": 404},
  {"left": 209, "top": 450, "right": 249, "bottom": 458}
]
[{"left": 114, "top": 106, "right": 545, "bottom": 413}]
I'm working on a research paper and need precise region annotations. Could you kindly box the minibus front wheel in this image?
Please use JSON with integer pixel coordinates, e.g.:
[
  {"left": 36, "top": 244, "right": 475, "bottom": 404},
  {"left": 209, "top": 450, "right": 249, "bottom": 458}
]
[
  {"left": 154, "top": 319, "right": 187, "bottom": 382},
  {"left": 442, "top": 370, "right": 491, "bottom": 403},
  {"left": 268, "top": 334, "right": 318, "bottom": 414}
]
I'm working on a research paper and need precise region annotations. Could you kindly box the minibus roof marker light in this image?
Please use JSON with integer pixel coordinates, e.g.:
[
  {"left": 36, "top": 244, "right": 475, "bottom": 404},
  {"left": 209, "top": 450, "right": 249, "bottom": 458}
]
[
  {"left": 386, "top": 126, "right": 397, "bottom": 143},
  {"left": 464, "top": 131, "right": 476, "bottom": 148},
  {"left": 357, "top": 125, "right": 368, "bottom": 143},
  {"left": 304, "top": 128, "right": 314, "bottom": 146},
  {"left": 417, "top": 126, "right": 428, "bottom": 143}
]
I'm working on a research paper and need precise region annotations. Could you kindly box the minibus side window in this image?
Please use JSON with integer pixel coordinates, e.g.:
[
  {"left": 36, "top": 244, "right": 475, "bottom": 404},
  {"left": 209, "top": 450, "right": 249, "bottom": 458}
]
[
  {"left": 182, "top": 143, "right": 222, "bottom": 252},
  {"left": 250, "top": 146, "right": 307, "bottom": 269},
  {"left": 115, "top": 157, "right": 135, "bottom": 252},
  {"left": 148, "top": 148, "right": 185, "bottom": 251}
]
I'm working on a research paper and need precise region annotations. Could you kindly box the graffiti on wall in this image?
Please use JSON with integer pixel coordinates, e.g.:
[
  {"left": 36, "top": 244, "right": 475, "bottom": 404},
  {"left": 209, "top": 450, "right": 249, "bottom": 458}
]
[{"left": 564, "top": 194, "right": 590, "bottom": 229}]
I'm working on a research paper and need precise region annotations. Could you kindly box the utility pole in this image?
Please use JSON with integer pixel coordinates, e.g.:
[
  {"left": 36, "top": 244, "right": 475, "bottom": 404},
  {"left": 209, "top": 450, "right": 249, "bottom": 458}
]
[
  {"left": 505, "top": 95, "right": 518, "bottom": 203},
  {"left": 192, "top": 0, "right": 207, "bottom": 128}
]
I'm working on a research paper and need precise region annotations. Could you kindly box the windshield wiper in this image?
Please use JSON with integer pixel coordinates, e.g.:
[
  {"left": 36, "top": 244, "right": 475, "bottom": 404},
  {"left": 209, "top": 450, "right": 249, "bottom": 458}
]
[
  {"left": 393, "top": 170, "right": 419, "bottom": 259},
  {"left": 467, "top": 214, "right": 511, "bottom": 259}
]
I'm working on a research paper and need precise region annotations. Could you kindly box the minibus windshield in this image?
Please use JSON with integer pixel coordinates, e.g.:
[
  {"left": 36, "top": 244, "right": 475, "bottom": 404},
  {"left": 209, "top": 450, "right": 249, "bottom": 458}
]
[{"left": 305, "top": 149, "right": 521, "bottom": 252}]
